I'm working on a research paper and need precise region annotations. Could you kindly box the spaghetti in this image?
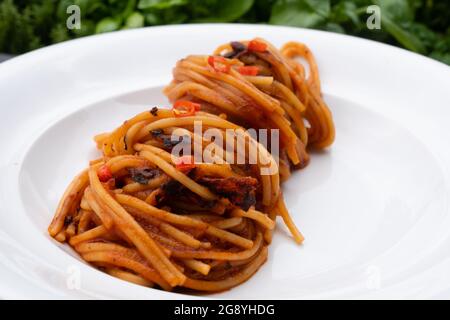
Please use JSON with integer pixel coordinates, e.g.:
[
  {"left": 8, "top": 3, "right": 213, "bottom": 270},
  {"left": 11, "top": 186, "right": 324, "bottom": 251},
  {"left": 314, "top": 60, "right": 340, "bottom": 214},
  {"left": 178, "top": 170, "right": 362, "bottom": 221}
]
[
  {"left": 165, "top": 38, "right": 335, "bottom": 181},
  {"left": 48, "top": 38, "right": 334, "bottom": 293}
]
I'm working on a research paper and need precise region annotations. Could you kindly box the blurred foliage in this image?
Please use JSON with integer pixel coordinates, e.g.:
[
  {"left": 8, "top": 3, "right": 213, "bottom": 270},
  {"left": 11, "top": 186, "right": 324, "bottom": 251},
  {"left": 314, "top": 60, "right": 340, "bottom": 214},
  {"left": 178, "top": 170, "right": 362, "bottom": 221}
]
[{"left": 0, "top": 0, "right": 448, "bottom": 64}]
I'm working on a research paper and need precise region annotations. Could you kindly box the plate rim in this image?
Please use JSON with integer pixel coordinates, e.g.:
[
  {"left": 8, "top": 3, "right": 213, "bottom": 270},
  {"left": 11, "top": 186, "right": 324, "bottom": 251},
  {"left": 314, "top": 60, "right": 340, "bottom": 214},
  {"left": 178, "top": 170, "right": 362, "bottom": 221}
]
[{"left": 1, "top": 23, "right": 450, "bottom": 300}]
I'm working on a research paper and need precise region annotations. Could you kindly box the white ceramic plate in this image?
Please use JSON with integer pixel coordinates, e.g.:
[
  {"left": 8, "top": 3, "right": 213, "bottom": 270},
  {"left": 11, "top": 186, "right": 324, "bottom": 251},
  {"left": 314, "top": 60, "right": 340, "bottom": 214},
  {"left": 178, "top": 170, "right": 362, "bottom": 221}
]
[{"left": 0, "top": 24, "right": 449, "bottom": 300}]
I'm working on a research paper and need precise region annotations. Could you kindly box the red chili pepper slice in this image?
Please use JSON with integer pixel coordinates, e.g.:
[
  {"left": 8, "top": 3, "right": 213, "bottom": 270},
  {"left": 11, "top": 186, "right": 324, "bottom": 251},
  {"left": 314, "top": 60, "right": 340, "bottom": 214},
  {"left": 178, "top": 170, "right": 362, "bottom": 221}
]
[
  {"left": 208, "top": 56, "right": 231, "bottom": 73},
  {"left": 173, "top": 100, "right": 201, "bottom": 117},
  {"left": 248, "top": 40, "right": 267, "bottom": 52},
  {"left": 175, "top": 156, "right": 196, "bottom": 171},
  {"left": 98, "top": 165, "right": 113, "bottom": 182},
  {"left": 238, "top": 66, "right": 260, "bottom": 76}
]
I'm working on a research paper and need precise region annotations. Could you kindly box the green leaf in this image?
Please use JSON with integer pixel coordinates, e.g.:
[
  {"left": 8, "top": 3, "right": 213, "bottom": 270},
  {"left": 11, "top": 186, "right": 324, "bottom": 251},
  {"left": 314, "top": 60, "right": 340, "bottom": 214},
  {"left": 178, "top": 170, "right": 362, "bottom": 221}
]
[
  {"left": 163, "top": 9, "right": 188, "bottom": 24},
  {"left": 375, "top": 0, "right": 414, "bottom": 23},
  {"left": 270, "top": 0, "right": 330, "bottom": 28},
  {"left": 417, "top": 0, "right": 450, "bottom": 32},
  {"left": 364, "top": 0, "right": 426, "bottom": 54},
  {"left": 381, "top": 15, "right": 426, "bottom": 53},
  {"left": 430, "top": 52, "right": 450, "bottom": 65},
  {"left": 95, "top": 17, "right": 121, "bottom": 33},
  {"left": 144, "top": 6, "right": 187, "bottom": 25},
  {"left": 323, "top": 22, "right": 346, "bottom": 34},
  {"left": 331, "top": 1, "right": 360, "bottom": 26},
  {"left": 193, "top": 0, "right": 255, "bottom": 23},
  {"left": 125, "top": 12, "right": 145, "bottom": 28},
  {"left": 144, "top": 12, "right": 162, "bottom": 25},
  {"left": 72, "top": 20, "right": 96, "bottom": 38},
  {"left": 405, "top": 22, "right": 437, "bottom": 51},
  {"left": 0, "top": 0, "right": 42, "bottom": 53},
  {"left": 250, "top": 0, "right": 277, "bottom": 21},
  {"left": 138, "top": 0, "right": 187, "bottom": 10},
  {"left": 0, "top": 0, "right": 447, "bottom": 67},
  {"left": 50, "top": 23, "right": 70, "bottom": 43},
  {"left": 121, "top": 0, "right": 138, "bottom": 20}
]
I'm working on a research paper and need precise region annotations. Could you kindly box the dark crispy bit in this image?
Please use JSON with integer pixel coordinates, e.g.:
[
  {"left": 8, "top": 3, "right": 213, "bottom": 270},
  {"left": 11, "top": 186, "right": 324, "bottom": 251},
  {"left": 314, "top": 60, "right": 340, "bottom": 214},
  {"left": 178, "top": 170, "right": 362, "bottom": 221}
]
[
  {"left": 199, "top": 176, "right": 258, "bottom": 210},
  {"left": 128, "top": 167, "right": 159, "bottom": 185},
  {"left": 161, "top": 180, "right": 185, "bottom": 197},
  {"left": 231, "top": 41, "right": 246, "bottom": 52},
  {"left": 151, "top": 129, "right": 163, "bottom": 137},
  {"left": 154, "top": 190, "right": 164, "bottom": 205},
  {"left": 161, "top": 135, "right": 174, "bottom": 148},
  {"left": 224, "top": 41, "right": 246, "bottom": 59},
  {"left": 150, "top": 129, "right": 187, "bottom": 148},
  {"left": 150, "top": 107, "right": 159, "bottom": 116},
  {"left": 223, "top": 52, "right": 236, "bottom": 59},
  {"left": 154, "top": 180, "right": 185, "bottom": 205},
  {"left": 64, "top": 215, "right": 73, "bottom": 226},
  {"left": 158, "top": 178, "right": 211, "bottom": 208},
  {"left": 159, "top": 134, "right": 185, "bottom": 148}
]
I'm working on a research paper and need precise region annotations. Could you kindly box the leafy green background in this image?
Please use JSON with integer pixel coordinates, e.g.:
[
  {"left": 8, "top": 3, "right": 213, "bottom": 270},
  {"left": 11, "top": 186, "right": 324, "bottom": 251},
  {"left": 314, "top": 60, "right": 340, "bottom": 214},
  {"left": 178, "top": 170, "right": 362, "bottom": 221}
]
[{"left": 0, "top": 0, "right": 449, "bottom": 65}]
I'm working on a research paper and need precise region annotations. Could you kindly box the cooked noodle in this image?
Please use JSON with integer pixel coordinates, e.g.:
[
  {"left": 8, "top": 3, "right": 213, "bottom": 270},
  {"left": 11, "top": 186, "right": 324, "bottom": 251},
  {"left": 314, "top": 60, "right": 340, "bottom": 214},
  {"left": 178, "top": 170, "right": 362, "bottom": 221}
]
[
  {"left": 165, "top": 38, "right": 335, "bottom": 178},
  {"left": 48, "top": 38, "right": 334, "bottom": 293}
]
